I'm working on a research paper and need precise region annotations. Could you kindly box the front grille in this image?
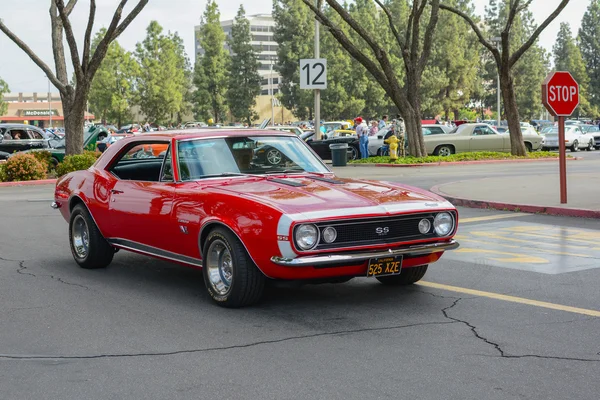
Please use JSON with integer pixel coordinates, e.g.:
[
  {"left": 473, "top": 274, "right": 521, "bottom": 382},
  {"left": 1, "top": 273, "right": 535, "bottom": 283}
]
[{"left": 298, "top": 211, "right": 456, "bottom": 251}]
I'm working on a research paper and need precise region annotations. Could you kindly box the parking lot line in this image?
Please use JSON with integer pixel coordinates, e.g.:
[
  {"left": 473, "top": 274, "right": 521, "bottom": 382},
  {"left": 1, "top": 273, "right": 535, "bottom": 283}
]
[
  {"left": 459, "top": 213, "right": 529, "bottom": 224},
  {"left": 419, "top": 281, "right": 600, "bottom": 317}
]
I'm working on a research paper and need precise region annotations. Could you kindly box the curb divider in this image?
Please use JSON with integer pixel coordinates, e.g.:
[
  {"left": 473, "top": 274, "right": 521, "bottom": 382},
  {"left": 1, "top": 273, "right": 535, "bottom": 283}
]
[
  {"left": 430, "top": 183, "right": 600, "bottom": 219},
  {"left": 347, "top": 157, "right": 580, "bottom": 168},
  {"left": 0, "top": 179, "right": 57, "bottom": 187}
]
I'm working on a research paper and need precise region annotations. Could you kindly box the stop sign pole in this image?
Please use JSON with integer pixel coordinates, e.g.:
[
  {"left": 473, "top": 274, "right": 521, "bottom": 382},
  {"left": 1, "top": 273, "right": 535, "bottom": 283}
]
[{"left": 542, "top": 71, "right": 579, "bottom": 204}]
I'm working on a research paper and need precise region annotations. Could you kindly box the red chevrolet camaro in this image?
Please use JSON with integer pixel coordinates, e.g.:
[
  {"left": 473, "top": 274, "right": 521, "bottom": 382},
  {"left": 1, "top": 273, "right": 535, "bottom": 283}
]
[{"left": 52, "top": 129, "right": 459, "bottom": 307}]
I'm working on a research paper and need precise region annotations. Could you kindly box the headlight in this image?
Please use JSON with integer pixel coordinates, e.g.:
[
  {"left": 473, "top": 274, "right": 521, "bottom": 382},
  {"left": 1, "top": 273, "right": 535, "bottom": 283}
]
[
  {"left": 322, "top": 226, "right": 337, "bottom": 243},
  {"left": 433, "top": 212, "right": 454, "bottom": 236},
  {"left": 295, "top": 224, "right": 319, "bottom": 250},
  {"left": 418, "top": 218, "right": 431, "bottom": 234}
]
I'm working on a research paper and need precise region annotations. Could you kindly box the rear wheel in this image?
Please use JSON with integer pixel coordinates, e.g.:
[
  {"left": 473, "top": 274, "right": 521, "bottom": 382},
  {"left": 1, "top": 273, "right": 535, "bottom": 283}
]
[
  {"left": 202, "top": 227, "right": 265, "bottom": 307},
  {"left": 348, "top": 145, "right": 359, "bottom": 160},
  {"left": 586, "top": 139, "right": 594, "bottom": 151},
  {"left": 525, "top": 142, "right": 532, "bottom": 152},
  {"left": 570, "top": 140, "right": 579, "bottom": 152},
  {"left": 376, "top": 265, "right": 428, "bottom": 286},
  {"left": 69, "top": 204, "right": 114, "bottom": 269}
]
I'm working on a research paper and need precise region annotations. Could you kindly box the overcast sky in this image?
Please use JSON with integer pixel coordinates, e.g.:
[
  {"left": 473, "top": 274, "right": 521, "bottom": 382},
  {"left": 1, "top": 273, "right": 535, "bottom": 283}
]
[{"left": 0, "top": 0, "right": 590, "bottom": 93}]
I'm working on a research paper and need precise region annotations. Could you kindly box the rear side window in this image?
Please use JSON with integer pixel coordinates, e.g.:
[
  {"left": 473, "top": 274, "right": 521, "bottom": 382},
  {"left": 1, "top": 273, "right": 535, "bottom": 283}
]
[{"left": 109, "top": 141, "right": 170, "bottom": 182}]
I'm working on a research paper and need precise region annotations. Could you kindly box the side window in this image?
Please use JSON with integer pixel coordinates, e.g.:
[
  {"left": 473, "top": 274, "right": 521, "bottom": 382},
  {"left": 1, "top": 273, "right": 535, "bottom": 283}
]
[
  {"left": 430, "top": 127, "right": 444, "bottom": 135},
  {"left": 473, "top": 127, "right": 483, "bottom": 136},
  {"left": 110, "top": 141, "right": 169, "bottom": 182},
  {"left": 482, "top": 127, "right": 495, "bottom": 135},
  {"left": 28, "top": 130, "right": 44, "bottom": 140}
]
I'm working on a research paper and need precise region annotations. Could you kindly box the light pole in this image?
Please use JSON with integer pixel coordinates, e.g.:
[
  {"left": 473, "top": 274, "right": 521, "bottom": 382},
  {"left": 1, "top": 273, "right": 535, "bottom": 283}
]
[
  {"left": 314, "top": 0, "right": 321, "bottom": 140},
  {"left": 270, "top": 62, "right": 275, "bottom": 126},
  {"left": 490, "top": 37, "right": 502, "bottom": 124}
]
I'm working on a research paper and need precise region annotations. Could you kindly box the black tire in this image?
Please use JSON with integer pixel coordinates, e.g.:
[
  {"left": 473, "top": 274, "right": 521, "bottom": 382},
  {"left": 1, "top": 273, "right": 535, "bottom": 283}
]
[
  {"left": 50, "top": 157, "right": 59, "bottom": 168},
  {"left": 69, "top": 203, "right": 114, "bottom": 269},
  {"left": 525, "top": 142, "right": 532, "bottom": 152},
  {"left": 434, "top": 145, "right": 454, "bottom": 156},
  {"left": 586, "top": 140, "right": 594, "bottom": 151},
  {"left": 202, "top": 227, "right": 265, "bottom": 308},
  {"left": 348, "top": 145, "right": 359, "bottom": 160},
  {"left": 376, "top": 265, "right": 428, "bottom": 286},
  {"left": 570, "top": 140, "right": 579, "bottom": 152}
]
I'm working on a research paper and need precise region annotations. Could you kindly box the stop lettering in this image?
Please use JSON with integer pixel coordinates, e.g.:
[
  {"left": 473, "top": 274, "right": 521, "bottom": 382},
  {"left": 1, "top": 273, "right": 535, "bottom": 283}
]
[{"left": 542, "top": 72, "right": 579, "bottom": 117}]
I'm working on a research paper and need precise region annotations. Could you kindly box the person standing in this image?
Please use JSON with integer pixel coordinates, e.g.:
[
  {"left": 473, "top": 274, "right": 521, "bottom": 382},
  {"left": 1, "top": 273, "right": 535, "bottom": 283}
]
[
  {"left": 379, "top": 115, "right": 388, "bottom": 130},
  {"left": 355, "top": 117, "right": 369, "bottom": 159},
  {"left": 369, "top": 120, "right": 378, "bottom": 136}
]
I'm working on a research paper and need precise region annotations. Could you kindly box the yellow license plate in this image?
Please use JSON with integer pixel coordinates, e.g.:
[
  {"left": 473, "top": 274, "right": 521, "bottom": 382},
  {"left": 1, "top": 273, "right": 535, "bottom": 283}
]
[{"left": 367, "top": 256, "right": 403, "bottom": 277}]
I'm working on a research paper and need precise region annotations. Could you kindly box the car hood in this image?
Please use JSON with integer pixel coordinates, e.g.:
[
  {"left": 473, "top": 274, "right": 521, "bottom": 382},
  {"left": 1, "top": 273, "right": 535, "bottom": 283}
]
[{"left": 202, "top": 175, "right": 452, "bottom": 217}]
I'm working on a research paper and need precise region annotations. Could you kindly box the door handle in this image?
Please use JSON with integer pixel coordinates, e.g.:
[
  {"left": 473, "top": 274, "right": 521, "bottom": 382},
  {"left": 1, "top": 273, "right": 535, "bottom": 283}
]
[{"left": 110, "top": 189, "right": 124, "bottom": 194}]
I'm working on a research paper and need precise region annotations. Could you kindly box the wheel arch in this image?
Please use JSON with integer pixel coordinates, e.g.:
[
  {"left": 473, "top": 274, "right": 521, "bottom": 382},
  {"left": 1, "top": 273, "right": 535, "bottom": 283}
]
[{"left": 434, "top": 144, "right": 456, "bottom": 154}]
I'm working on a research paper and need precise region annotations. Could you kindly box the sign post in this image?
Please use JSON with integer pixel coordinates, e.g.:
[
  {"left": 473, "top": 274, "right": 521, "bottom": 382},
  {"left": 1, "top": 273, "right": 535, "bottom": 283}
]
[{"left": 542, "top": 71, "right": 579, "bottom": 204}]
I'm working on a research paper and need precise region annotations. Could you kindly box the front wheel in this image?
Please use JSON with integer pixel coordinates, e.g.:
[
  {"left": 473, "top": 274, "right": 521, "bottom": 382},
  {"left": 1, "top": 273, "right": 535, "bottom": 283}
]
[
  {"left": 570, "top": 140, "right": 579, "bottom": 152},
  {"left": 434, "top": 145, "right": 454, "bottom": 157},
  {"left": 348, "top": 145, "right": 359, "bottom": 160},
  {"left": 376, "top": 265, "right": 428, "bottom": 286},
  {"left": 202, "top": 228, "right": 265, "bottom": 307},
  {"left": 69, "top": 204, "right": 114, "bottom": 269}
]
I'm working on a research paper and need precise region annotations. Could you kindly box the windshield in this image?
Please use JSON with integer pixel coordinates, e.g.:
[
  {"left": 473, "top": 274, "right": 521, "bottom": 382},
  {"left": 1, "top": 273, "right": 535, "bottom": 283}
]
[
  {"left": 176, "top": 136, "right": 329, "bottom": 180},
  {"left": 51, "top": 130, "right": 95, "bottom": 149}
]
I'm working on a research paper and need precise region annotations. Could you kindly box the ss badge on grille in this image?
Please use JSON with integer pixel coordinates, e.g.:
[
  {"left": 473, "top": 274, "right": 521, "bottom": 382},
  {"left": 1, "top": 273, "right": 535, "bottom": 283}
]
[{"left": 375, "top": 227, "right": 390, "bottom": 235}]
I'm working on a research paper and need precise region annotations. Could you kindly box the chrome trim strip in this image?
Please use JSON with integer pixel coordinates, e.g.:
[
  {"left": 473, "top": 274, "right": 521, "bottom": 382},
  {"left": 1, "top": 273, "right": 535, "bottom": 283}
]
[
  {"left": 270, "top": 240, "right": 459, "bottom": 267},
  {"left": 107, "top": 238, "right": 202, "bottom": 267}
]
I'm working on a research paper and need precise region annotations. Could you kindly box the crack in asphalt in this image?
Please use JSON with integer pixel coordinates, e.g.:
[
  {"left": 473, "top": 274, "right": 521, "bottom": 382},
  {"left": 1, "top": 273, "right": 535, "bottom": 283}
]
[
  {"left": 442, "top": 298, "right": 600, "bottom": 363},
  {"left": 14, "top": 260, "right": 90, "bottom": 290},
  {"left": 0, "top": 320, "right": 456, "bottom": 360},
  {"left": 0, "top": 255, "right": 24, "bottom": 263}
]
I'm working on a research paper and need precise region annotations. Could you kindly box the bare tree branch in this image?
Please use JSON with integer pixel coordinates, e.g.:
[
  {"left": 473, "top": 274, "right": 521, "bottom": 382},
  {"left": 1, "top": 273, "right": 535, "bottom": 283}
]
[
  {"left": 89, "top": 0, "right": 148, "bottom": 78},
  {"left": 82, "top": 0, "right": 96, "bottom": 69},
  {"left": 299, "top": 0, "right": 392, "bottom": 95},
  {"left": 504, "top": 0, "right": 521, "bottom": 36},
  {"left": 418, "top": 0, "right": 440, "bottom": 73},
  {"left": 373, "top": 0, "right": 409, "bottom": 65},
  {"left": 439, "top": 3, "right": 501, "bottom": 65},
  {"left": 55, "top": 0, "right": 83, "bottom": 82},
  {"left": 49, "top": 2, "right": 69, "bottom": 90},
  {"left": 0, "top": 19, "right": 66, "bottom": 93},
  {"left": 64, "top": 0, "right": 78, "bottom": 16},
  {"left": 509, "top": 0, "right": 570, "bottom": 67}
]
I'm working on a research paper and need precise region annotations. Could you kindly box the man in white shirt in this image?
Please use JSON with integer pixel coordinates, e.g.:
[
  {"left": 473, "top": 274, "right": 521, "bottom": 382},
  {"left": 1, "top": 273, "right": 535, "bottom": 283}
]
[{"left": 355, "top": 117, "right": 369, "bottom": 159}]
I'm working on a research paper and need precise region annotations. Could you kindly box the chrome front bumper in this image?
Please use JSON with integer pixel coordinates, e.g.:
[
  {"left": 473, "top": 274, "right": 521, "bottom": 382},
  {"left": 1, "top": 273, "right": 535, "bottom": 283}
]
[{"left": 270, "top": 240, "right": 459, "bottom": 267}]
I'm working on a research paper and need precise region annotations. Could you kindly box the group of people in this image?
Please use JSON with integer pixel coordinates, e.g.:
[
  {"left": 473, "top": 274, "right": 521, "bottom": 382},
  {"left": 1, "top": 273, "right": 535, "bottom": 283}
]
[{"left": 354, "top": 114, "right": 406, "bottom": 159}]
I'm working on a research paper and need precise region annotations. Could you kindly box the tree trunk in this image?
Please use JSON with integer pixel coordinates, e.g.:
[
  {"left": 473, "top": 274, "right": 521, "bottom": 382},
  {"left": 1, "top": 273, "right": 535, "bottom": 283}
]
[
  {"left": 63, "top": 91, "right": 87, "bottom": 155},
  {"left": 500, "top": 69, "right": 527, "bottom": 156}
]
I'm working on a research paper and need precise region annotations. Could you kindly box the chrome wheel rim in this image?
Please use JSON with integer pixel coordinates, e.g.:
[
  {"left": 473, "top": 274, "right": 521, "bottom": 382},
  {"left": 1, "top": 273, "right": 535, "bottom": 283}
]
[
  {"left": 267, "top": 149, "right": 282, "bottom": 165},
  {"left": 349, "top": 147, "right": 358, "bottom": 160},
  {"left": 439, "top": 147, "right": 451, "bottom": 156},
  {"left": 573, "top": 141, "right": 579, "bottom": 151},
  {"left": 206, "top": 239, "right": 234, "bottom": 296},
  {"left": 72, "top": 215, "right": 90, "bottom": 259},
  {"left": 589, "top": 140, "right": 594, "bottom": 150}
]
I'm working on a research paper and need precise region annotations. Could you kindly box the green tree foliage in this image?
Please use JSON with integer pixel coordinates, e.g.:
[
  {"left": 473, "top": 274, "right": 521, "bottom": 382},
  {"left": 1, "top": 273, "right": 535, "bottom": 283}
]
[
  {"left": 135, "top": 21, "right": 189, "bottom": 125},
  {"left": 273, "top": 0, "right": 315, "bottom": 120},
  {"left": 227, "top": 6, "right": 262, "bottom": 125},
  {"left": 578, "top": 0, "right": 600, "bottom": 113},
  {"left": 88, "top": 29, "right": 137, "bottom": 127},
  {"left": 424, "top": 0, "right": 480, "bottom": 120},
  {"left": 194, "top": 0, "right": 230, "bottom": 123},
  {"left": 554, "top": 22, "right": 593, "bottom": 117},
  {"left": 0, "top": 76, "right": 9, "bottom": 117}
]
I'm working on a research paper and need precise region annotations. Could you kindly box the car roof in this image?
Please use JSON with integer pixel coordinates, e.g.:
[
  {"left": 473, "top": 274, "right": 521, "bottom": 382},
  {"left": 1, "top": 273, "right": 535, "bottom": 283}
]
[
  {"left": 0, "top": 123, "right": 44, "bottom": 131},
  {"left": 120, "top": 128, "right": 296, "bottom": 141}
]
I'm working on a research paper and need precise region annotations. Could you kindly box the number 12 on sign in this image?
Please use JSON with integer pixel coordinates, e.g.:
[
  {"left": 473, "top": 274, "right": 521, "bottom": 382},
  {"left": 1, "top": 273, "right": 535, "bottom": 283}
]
[{"left": 300, "top": 59, "right": 327, "bottom": 89}]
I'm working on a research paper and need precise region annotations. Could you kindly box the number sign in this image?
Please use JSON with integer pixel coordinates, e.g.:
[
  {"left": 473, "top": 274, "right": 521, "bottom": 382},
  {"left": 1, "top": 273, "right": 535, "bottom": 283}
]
[{"left": 300, "top": 59, "right": 327, "bottom": 89}]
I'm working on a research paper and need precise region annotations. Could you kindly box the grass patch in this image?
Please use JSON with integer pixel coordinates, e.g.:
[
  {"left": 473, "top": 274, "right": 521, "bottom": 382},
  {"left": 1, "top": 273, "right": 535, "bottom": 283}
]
[{"left": 349, "top": 151, "right": 565, "bottom": 164}]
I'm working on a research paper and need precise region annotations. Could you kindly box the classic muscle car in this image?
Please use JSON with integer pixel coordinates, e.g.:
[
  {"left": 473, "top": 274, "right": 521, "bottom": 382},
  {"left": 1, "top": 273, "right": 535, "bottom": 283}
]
[
  {"left": 425, "top": 123, "right": 543, "bottom": 156},
  {"left": 541, "top": 125, "right": 593, "bottom": 152},
  {"left": 303, "top": 130, "right": 361, "bottom": 160},
  {"left": 53, "top": 130, "right": 459, "bottom": 307},
  {"left": 0, "top": 124, "right": 51, "bottom": 155}
]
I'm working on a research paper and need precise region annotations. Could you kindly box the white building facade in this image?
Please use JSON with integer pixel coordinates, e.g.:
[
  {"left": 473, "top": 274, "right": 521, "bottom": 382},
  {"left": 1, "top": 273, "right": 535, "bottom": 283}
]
[{"left": 195, "top": 14, "right": 281, "bottom": 97}]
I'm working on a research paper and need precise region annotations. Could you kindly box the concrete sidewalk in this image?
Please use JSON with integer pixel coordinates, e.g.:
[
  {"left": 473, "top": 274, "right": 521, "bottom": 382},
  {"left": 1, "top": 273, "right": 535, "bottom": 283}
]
[{"left": 431, "top": 172, "right": 600, "bottom": 218}]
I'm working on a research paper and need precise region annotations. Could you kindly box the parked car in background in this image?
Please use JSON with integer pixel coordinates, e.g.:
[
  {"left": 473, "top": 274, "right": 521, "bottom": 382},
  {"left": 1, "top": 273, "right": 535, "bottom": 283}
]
[
  {"left": 425, "top": 123, "right": 543, "bottom": 156},
  {"left": 530, "top": 120, "right": 553, "bottom": 131},
  {"left": 184, "top": 121, "right": 208, "bottom": 129},
  {"left": 579, "top": 125, "right": 600, "bottom": 149},
  {"left": 0, "top": 124, "right": 52, "bottom": 155},
  {"left": 541, "top": 125, "right": 592, "bottom": 152},
  {"left": 271, "top": 126, "right": 304, "bottom": 136},
  {"left": 368, "top": 124, "right": 451, "bottom": 156},
  {"left": 303, "top": 129, "right": 360, "bottom": 160},
  {"left": 53, "top": 130, "right": 459, "bottom": 307}
]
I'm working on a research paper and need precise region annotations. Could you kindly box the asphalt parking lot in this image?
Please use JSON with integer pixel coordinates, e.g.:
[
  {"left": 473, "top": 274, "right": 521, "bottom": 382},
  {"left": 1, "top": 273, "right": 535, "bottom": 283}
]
[{"left": 1, "top": 183, "right": 599, "bottom": 400}]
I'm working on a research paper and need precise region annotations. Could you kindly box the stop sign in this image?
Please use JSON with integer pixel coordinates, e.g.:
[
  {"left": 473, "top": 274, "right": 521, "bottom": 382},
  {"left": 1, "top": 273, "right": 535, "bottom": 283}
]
[{"left": 542, "top": 71, "right": 579, "bottom": 116}]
